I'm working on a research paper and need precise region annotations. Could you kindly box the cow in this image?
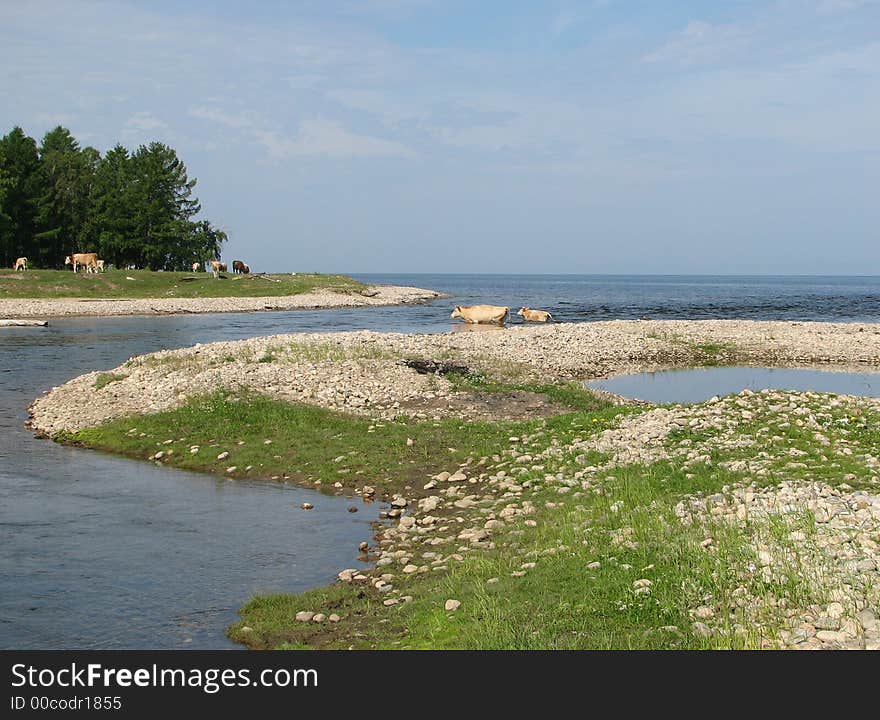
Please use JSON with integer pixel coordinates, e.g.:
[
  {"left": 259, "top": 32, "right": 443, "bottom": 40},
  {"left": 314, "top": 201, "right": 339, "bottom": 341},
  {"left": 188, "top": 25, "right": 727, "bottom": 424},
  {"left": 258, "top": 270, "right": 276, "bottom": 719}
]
[
  {"left": 96, "top": 259, "right": 105, "bottom": 272},
  {"left": 232, "top": 260, "right": 250, "bottom": 274},
  {"left": 517, "top": 307, "right": 554, "bottom": 322},
  {"left": 13, "top": 257, "right": 27, "bottom": 271},
  {"left": 64, "top": 253, "right": 98, "bottom": 274},
  {"left": 192, "top": 262, "right": 201, "bottom": 272},
  {"left": 450, "top": 304, "right": 510, "bottom": 325},
  {"left": 209, "top": 260, "right": 228, "bottom": 278}
]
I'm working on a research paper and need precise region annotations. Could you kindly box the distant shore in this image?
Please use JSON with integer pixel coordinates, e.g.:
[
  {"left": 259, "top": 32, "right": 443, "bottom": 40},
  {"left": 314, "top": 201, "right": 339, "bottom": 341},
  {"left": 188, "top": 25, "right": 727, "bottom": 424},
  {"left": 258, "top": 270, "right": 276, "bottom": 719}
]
[{"left": 0, "top": 285, "right": 445, "bottom": 319}]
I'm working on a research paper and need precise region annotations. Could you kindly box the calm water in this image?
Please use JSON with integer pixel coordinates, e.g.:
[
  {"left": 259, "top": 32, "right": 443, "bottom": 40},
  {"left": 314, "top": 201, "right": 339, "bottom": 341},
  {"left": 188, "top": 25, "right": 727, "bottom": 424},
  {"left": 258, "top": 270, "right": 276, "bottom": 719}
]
[
  {"left": 589, "top": 366, "right": 880, "bottom": 404},
  {"left": 2, "top": 274, "right": 879, "bottom": 649}
]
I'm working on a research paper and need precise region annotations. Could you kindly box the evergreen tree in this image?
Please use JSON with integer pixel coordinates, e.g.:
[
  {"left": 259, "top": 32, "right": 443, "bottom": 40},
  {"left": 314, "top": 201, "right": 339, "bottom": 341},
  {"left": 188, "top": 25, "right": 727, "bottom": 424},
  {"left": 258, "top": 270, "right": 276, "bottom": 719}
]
[
  {"left": 34, "top": 126, "right": 98, "bottom": 267},
  {"left": 0, "top": 127, "right": 41, "bottom": 267},
  {"left": 129, "top": 142, "right": 202, "bottom": 270},
  {"left": 0, "top": 127, "right": 225, "bottom": 269},
  {"left": 87, "top": 144, "right": 137, "bottom": 268}
]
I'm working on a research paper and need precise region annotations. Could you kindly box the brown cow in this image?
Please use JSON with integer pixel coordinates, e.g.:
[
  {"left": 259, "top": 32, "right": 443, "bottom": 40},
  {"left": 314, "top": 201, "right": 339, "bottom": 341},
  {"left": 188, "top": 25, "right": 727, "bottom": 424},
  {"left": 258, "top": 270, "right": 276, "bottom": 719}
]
[
  {"left": 64, "top": 253, "right": 98, "bottom": 273},
  {"left": 517, "top": 307, "right": 554, "bottom": 322},
  {"left": 232, "top": 260, "right": 249, "bottom": 274},
  {"left": 13, "top": 257, "right": 27, "bottom": 271},
  {"left": 450, "top": 304, "right": 510, "bottom": 325}
]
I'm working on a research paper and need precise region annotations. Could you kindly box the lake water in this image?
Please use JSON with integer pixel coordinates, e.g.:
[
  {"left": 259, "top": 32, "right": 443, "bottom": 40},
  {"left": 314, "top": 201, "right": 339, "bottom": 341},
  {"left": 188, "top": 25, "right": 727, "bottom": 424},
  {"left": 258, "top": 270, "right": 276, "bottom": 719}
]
[
  {"left": 588, "top": 366, "right": 880, "bottom": 404},
  {"left": 2, "top": 274, "right": 879, "bottom": 649}
]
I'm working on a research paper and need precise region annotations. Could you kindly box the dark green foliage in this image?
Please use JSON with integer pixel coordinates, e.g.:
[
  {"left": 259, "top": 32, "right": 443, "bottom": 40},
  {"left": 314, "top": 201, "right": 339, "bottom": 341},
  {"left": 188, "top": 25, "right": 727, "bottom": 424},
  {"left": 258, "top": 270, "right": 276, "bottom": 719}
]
[{"left": 0, "top": 126, "right": 226, "bottom": 270}]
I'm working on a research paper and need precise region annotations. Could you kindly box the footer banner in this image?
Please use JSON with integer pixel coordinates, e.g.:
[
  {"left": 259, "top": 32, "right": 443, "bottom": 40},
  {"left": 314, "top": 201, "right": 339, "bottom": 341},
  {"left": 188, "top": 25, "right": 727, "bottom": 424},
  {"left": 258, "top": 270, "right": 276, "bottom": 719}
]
[{"left": 2, "top": 650, "right": 870, "bottom": 713}]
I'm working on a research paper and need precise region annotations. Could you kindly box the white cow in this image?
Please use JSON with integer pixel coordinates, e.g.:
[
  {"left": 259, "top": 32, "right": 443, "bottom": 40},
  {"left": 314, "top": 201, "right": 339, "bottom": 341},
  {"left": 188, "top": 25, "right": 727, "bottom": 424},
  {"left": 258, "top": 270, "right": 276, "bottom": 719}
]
[{"left": 65, "top": 253, "right": 98, "bottom": 274}]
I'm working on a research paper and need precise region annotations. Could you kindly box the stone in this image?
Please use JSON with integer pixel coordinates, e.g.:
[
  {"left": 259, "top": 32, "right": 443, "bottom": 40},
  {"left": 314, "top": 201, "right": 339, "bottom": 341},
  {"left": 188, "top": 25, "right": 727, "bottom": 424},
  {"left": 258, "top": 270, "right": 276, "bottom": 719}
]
[
  {"left": 312, "top": 613, "right": 326, "bottom": 623},
  {"left": 444, "top": 599, "right": 461, "bottom": 612},
  {"left": 691, "top": 622, "right": 712, "bottom": 638},
  {"left": 295, "top": 611, "right": 314, "bottom": 622},
  {"left": 301, "top": 502, "right": 314, "bottom": 510}
]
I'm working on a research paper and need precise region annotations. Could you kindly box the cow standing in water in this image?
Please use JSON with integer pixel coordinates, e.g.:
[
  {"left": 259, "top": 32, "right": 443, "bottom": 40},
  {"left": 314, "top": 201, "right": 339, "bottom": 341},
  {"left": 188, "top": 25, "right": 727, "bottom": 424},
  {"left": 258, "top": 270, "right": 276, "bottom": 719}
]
[
  {"left": 450, "top": 305, "right": 510, "bottom": 325},
  {"left": 517, "top": 307, "right": 554, "bottom": 322}
]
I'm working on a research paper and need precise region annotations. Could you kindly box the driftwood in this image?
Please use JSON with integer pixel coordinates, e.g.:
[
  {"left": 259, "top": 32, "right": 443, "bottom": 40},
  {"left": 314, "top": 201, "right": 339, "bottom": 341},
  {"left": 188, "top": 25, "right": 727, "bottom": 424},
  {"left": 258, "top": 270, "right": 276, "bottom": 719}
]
[
  {"left": 0, "top": 319, "right": 48, "bottom": 327},
  {"left": 404, "top": 359, "right": 470, "bottom": 376}
]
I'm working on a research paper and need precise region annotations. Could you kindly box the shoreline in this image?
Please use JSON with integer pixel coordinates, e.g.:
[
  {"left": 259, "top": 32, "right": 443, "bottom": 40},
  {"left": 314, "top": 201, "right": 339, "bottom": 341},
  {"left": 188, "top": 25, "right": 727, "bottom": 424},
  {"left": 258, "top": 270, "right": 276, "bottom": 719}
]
[
  {"left": 0, "top": 284, "right": 445, "bottom": 319},
  {"left": 27, "top": 319, "right": 880, "bottom": 650}
]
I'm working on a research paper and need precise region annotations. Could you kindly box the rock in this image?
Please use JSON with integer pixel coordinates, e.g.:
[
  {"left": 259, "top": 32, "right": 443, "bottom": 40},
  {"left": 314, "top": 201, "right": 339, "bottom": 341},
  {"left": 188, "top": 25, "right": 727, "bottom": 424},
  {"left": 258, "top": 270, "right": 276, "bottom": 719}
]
[
  {"left": 358, "top": 541, "right": 369, "bottom": 552},
  {"left": 217, "top": 451, "right": 229, "bottom": 460},
  {"left": 301, "top": 502, "right": 314, "bottom": 510},
  {"left": 694, "top": 606, "right": 714, "bottom": 619},
  {"left": 691, "top": 622, "right": 712, "bottom": 638},
  {"left": 312, "top": 613, "right": 326, "bottom": 623},
  {"left": 295, "top": 611, "right": 314, "bottom": 622},
  {"left": 444, "top": 599, "right": 461, "bottom": 612},
  {"left": 813, "top": 616, "right": 840, "bottom": 631},
  {"left": 826, "top": 602, "right": 845, "bottom": 619}
]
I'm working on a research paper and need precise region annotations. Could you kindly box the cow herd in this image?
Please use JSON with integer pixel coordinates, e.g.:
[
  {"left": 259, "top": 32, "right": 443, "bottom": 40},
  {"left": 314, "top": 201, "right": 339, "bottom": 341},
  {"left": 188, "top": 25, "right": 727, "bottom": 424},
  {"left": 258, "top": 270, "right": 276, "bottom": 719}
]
[
  {"left": 11, "top": 256, "right": 253, "bottom": 278},
  {"left": 450, "top": 304, "right": 554, "bottom": 325}
]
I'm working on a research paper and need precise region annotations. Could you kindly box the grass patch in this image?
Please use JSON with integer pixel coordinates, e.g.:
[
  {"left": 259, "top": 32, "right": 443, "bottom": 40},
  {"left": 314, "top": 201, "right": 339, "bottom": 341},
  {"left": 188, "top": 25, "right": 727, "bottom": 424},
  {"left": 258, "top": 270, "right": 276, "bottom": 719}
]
[
  {"left": 646, "top": 332, "right": 737, "bottom": 366},
  {"left": 65, "top": 392, "right": 624, "bottom": 496},
  {"left": 93, "top": 372, "right": 126, "bottom": 390},
  {"left": 0, "top": 268, "right": 366, "bottom": 299}
]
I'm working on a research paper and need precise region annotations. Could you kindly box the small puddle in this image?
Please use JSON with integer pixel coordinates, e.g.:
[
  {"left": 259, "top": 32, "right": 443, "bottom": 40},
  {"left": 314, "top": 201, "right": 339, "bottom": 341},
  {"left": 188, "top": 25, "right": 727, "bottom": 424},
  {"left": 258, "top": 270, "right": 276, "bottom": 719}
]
[{"left": 587, "top": 366, "right": 880, "bottom": 404}]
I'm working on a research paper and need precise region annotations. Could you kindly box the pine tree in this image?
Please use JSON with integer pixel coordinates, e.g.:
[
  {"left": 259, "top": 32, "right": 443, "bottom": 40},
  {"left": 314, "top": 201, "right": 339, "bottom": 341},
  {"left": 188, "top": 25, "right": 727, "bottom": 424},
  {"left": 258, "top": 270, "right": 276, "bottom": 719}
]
[
  {"left": 0, "top": 127, "right": 42, "bottom": 267},
  {"left": 34, "top": 126, "right": 99, "bottom": 267}
]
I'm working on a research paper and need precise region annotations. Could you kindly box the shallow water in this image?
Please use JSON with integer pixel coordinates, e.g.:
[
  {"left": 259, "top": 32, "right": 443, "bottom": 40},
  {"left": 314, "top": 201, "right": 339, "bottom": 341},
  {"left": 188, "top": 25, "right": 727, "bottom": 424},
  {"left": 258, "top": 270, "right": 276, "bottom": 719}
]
[
  {"left": 0, "top": 304, "right": 450, "bottom": 650},
  {"left": 588, "top": 366, "right": 880, "bottom": 404}
]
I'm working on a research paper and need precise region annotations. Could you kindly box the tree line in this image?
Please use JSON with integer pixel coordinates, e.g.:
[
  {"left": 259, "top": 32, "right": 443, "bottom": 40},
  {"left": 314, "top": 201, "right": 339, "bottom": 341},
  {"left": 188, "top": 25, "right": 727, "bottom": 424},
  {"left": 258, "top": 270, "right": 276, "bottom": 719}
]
[{"left": 0, "top": 126, "right": 226, "bottom": 270}]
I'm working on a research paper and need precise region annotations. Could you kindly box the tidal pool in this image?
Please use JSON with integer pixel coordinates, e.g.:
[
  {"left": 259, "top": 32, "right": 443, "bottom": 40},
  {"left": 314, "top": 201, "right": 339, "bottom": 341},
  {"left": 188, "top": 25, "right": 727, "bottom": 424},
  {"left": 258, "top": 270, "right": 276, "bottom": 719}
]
[{"left": 587, "top": 366, "right": 880, "bottom": 404}]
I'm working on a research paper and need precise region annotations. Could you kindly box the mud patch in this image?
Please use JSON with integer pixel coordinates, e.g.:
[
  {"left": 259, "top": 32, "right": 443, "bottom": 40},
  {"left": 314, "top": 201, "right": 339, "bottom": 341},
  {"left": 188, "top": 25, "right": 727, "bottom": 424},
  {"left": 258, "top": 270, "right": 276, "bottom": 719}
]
[{"left": 399, "top": 389, "right": 567, "bottom": 421}]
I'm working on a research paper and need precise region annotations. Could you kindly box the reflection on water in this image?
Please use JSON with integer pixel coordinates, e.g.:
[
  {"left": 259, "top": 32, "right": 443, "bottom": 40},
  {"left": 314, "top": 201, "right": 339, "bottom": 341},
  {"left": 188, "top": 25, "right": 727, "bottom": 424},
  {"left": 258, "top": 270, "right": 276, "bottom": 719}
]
[{"left": 588, "top": 366, "right": 880, "bottom": 404}]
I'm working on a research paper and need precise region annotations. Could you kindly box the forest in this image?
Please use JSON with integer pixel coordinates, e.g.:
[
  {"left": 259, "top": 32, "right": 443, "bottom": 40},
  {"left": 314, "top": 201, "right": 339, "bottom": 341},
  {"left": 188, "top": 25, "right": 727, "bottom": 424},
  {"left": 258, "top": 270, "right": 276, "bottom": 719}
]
[{"left": 0, "top": 126, "right": 226, "bottom": 271}]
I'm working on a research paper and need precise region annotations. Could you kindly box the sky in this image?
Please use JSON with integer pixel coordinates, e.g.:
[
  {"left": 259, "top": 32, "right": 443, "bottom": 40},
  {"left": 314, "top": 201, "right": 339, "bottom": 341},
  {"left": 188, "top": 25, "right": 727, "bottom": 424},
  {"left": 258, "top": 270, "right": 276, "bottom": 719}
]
[{"left": 1, "top": 0, "right": 879, "bottom": 274}]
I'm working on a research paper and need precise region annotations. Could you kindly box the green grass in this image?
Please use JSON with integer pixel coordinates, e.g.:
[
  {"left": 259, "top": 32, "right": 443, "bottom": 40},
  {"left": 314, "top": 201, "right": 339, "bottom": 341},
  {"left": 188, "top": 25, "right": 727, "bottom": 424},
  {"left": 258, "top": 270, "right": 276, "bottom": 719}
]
[
  {"left": 0, "top": 268, "right": 365, "bottom": 299},
  {"left": 93, "top": 372, "right": 126, "bottom": 390},
  {"left": 59, "top": 379, "right": 879, "bottom": 650},
  {"left": 646, "top": 332, "right": 737, "bottom": 366},
  {"left": 66, "top": 392, "right": 624, "bottom": 495}
]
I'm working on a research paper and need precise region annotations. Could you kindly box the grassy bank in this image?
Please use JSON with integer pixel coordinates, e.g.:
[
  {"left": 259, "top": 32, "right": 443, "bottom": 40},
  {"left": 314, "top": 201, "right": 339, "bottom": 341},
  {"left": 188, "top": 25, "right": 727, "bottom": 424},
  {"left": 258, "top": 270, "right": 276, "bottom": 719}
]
[
  {"left": 0, "top": 268, "right": 365, "bottom": 299},
  {"left": 59, "top": 376, "right": 880, "bottom": 650}
]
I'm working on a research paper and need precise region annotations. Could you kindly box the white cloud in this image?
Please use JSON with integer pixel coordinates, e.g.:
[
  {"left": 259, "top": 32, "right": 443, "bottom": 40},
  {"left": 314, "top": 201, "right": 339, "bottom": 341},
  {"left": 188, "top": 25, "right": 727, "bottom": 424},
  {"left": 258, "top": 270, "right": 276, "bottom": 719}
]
[
  {"left": 642, "top": 20, "right": 751, "bottom": 66},
  {"left": 188, "top": 106, "right": 255, "bottom": 129},
  {"left": 125, "top": 112, "right": 166, "bottom": 131},
  {"left": 255, "top": 119, "right": 417, "bottom": 159}
]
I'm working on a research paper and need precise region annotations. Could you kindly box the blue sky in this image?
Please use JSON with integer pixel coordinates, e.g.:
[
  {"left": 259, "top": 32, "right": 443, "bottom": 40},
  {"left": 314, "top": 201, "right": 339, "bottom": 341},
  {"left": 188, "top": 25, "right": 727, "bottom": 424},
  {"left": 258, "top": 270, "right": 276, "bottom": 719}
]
[{"left": 2, "top": 0, "right": 878, "bottom": 274}]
